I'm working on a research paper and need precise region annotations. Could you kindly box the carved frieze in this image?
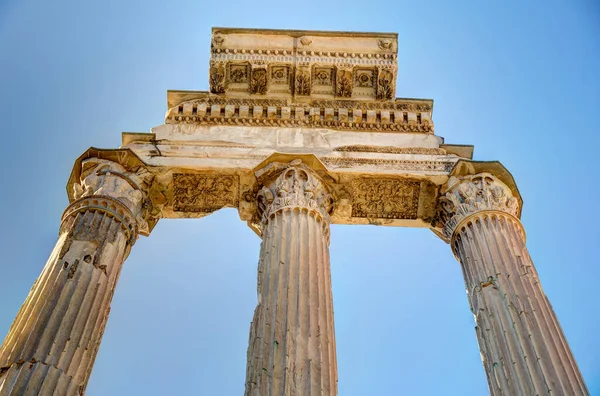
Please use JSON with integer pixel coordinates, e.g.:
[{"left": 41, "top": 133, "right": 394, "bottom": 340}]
[
  {"left": 172, "top": 173, "right": 238, "bottom": 213},
  {"left": 208, "top": 28, "right": 399, "bottom": 99},
  {"left": 437, "top": 173, "right": 520, "bottom": 238},
  {"left": 351, "top": 179, "right": 420, "bottom": 219}
]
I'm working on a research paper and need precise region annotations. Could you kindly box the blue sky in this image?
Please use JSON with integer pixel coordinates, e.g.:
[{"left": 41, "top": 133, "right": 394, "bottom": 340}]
[{"left": 0, "top": 0, "right": 598, "bottom": 394}]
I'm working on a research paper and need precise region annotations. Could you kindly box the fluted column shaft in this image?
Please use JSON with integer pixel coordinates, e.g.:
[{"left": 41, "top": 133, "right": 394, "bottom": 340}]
[
  {"left": 441, "top": 173, "right": 588, "bottom": 396},
  {"left": 0, "top": 159, "right": 152, "bottom": 396},
  {"left": 245, "top": 163, "right": 337, "bottom": 396}
]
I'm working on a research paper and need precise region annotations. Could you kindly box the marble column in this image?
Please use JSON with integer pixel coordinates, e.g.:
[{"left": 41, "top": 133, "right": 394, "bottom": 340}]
[
  {"left": 0, "top": 158, "right": 153, "bottom": 396},
  {"left": 245, "top": 162, "right": 337, "bottom": 396},
  {"left": 439, "top": 173, "right": 588, "bottom": 396}
]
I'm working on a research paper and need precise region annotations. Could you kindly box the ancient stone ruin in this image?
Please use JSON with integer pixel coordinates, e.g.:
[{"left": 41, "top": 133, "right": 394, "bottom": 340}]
[{"left": 0, "top": 28, "right": 589, "bottom": 396}]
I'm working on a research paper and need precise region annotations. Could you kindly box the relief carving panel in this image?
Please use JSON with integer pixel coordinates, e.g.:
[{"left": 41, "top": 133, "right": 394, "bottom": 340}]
[
  {"left": 250, "top": 68, "right": 268, "bottom": 95},
  {"left": 295, "top": 68, "right": 311, "bottom": 95},
  {"left": 351, "top": 179, "right": 420, "bottom": 219},
  {"left": 173, "top": 174, "right": 238, "bottom": 212},
  {"left": 229, "top": 64, "right": 249, "bottom": 83},
  {"left": 210, "top": 62, "right": 226, "bottom": 94}
]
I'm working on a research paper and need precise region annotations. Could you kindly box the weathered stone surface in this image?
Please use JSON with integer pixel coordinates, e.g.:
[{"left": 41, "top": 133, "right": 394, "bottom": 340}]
[
  {"left": 441, "top": 174, "right": 589, "bottom": 396},
  {"left": 208, "top": 28, "right": 397, "bottom": 101},
  {"left": 0, "top": 159, "right": 153, "bottom": 395},
  {"left": 0, "top": 26, "right": 590, "bottom": 396},
  {"left": 245, "top": 161, "right": 337, "bottom": 395},
  {"left": 172, "top": 173, "right": 238, "bottom": 212},
  {"left": 350, "top": 178, "right": 420, "bottom": 219},
  {"left": 117, "top": 29, "right": 477, "bottom": 228}
]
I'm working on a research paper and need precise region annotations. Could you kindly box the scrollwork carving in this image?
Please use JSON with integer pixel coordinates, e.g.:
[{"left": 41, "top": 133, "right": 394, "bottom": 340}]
[
  {"left": 351, "top": 178, "right": 420, "bottom": 219},
  {"left": 173, "top": 174, "right": 238, "bottom": 212},
  {"left": 438, "top": 173, "right": 520, "bottom": 238}
]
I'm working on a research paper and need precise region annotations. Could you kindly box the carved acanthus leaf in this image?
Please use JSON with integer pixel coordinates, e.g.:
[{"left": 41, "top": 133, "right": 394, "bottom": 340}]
[
  {"left": 336, "top": 70, "right": 353, "bottom": 98},
  {"left": 257, "top": 161, "right": 332, "bottom": 226},
  {"left": 295, "top": 70, "right": 311, "bottom": 96},
  {"left": 210, "top": 63, "right": 226, "bottom": 94},
  {"left": 250, "top": 68, "right": 267, "bottom": 95},
  {"left": 376, "top": 69, "right": 394, "bottom": 100},
  {"left": 438, "top": 173, "right": 520, "bottom": 238}
]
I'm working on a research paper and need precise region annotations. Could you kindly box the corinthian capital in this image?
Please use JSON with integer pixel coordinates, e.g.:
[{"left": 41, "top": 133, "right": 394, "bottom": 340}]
[
  {"left": 438, "top": 173, "right": 520, "bottom": 239},
  {"left": 67, "top": 158, "right": 156, "bottom": 238},
  {"left": 256, "top": 160, "right": 332, "bottom": 226}
]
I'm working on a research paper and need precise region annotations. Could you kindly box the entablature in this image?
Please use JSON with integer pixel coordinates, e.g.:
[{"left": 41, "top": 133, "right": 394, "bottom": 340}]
[
  {"left": 68, "top": 27, "right": 486, "bottom": 239},
  {"left": 117, "top": 122, "right": 472, "bottom": 231}
]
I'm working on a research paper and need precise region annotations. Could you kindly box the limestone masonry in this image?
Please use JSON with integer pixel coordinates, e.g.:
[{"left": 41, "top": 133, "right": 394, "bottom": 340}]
[{"left": 0, "top": 28, "right": 589, "bottom": 395}]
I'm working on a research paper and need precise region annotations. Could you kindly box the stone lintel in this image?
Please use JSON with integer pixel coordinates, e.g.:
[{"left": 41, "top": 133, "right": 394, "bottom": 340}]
[{"left": 116, "top": 135, "right": 450, "bottom": 227}]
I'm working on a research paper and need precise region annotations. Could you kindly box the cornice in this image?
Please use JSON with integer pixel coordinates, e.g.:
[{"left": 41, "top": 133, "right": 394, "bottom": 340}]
[
  {"left": 212, "top": 27, "right": 398, "bottom": 39},
  {"left": 165, "top": 94, "right": 434, "bottom": 134}
]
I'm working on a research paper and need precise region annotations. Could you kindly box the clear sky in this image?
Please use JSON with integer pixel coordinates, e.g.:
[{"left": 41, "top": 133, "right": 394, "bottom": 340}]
[{"left": 0, "top": 0, "right": 598, "bottom": 395}]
